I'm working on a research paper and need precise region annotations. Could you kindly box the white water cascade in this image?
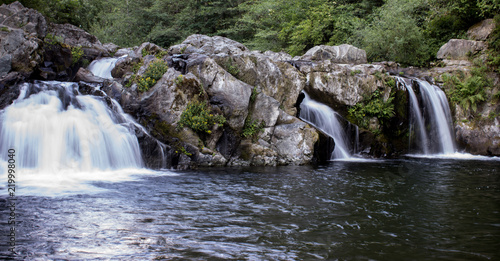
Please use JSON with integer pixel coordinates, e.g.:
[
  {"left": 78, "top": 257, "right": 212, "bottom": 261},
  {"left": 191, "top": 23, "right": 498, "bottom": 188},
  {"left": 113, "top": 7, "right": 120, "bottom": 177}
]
[
  {"left": 397, "top": 77, "right": 456, "bottom": 155},
  {"left": 299, "top": 92, "right": 357, "bottom": 160},
  {"left": 87, "top": 56, "right": 124, "bottom": 79},
  {"left": 0, "top": 81, "right": 143, "bottom": 172}
]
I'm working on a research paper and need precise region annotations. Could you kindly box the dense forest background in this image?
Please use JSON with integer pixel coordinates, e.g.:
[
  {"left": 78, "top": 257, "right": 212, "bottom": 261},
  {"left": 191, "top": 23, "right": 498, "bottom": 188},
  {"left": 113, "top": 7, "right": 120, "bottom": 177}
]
[{"left": 2, "top": 0, "right": 500, "bottom": 67}]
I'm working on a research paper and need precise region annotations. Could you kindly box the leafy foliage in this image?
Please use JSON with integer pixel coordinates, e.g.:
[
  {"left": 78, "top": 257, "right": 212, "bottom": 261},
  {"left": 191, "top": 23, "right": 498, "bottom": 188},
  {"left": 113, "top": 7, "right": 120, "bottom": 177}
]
[
  {"left": 442, "top": 66, "right": 490, "bottom": 113},
  {"left": 71, "top": 46, "right": 84, "bottom": 65},
  {"left": 178, "top": 101, "right": 226, "bottom": 134},
  {"left": 241, "top": 118, "right": 265, "bottom": 138},
  {"left": 348, "top": 90, "right": 395, "bottom": 129},
  {"left": 133, "top": 59, "right": 168, "bottom": 92},
  {"left": 14, "top": 0, "right": 500, "bottom": 68}
]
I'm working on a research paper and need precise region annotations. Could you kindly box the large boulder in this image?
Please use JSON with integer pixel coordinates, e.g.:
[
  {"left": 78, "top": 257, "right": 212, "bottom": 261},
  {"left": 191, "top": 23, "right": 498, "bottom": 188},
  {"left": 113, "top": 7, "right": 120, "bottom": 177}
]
[
  {"left": 455, "top": 120, "right": 500, "bottom": 156},
  {"left": 140, "top": 68, "right": 204, "bottom": 126},
  {"left": 436, "top": 39, "right": 486, "bottom": 60},
  {"left": 297, "top": 44, "right": 367, "bottom": 64},
  {"left": 187, "top": 55, "right": 252, "bottom": 130},
  {"left": 272, "top": 118, "right": 318, "bottom": 165},
  {"left": 467, "top": 19, "right": 496, "bottom": 41},
  {"left": 213, "top": 53, "right": 306, "bottom": 115},
  {"left": 174, "top": 34, "right": 249, "bottom": 56},
  {"left": 47, "top": 23, "right": 108, "bottom": 59},
  {"left": 303, "top": 62, "right": 387, "bottom": 114}
]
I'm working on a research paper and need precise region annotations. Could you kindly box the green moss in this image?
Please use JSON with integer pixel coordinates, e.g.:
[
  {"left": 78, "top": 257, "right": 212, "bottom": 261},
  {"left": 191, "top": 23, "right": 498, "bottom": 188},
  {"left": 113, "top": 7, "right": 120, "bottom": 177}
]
[
  {"left": 1, "top": 26, "right": 10, "bottom": 32},
  {"left": 350, "top": 70, "right": 362, "bottom": 76},
  {"left": 250, "top": 86, "right": 258, "bottom": 103}
]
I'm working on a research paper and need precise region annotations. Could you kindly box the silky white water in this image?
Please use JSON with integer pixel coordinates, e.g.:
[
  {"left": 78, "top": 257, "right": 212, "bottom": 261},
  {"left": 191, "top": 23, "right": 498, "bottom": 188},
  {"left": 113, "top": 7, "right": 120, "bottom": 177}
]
[
  {"left": 0, "top": 81, "right": 143, "bottom": 172},
  {"left": 397, "top": 77, "right": 457, "bottom": 155},
  {"left": 87, "top": 56, "right": 124, "bottom": 79},
  {"left": 299, "top": 92, "right": 355, "bottom": 159},
  {"left": 396, "top": 77, "right": 429, "bottom": 154}
]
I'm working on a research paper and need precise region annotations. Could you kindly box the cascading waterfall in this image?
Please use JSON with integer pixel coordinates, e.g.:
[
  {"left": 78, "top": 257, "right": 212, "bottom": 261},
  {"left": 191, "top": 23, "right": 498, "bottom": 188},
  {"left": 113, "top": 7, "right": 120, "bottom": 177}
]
[
  {"left": 0, "top": 81, "right": 143, "bottom": 172},
  {"left": 87, "top": 56, "right": 124, "bottom": 79},
  {"left": 397, "top": 77, "right": 456, "bottom": 155},
  {"left": 299, "top": 92, "right": 357, "bottom": 160}
]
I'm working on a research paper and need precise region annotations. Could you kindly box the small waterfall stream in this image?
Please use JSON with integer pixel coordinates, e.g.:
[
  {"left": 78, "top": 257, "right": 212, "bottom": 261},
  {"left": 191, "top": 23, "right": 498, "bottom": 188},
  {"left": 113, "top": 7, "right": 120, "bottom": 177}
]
[
  {"left": 87, "top": 56, "right": 124, "bottom": 79},
  {"left": 299, "top": 92, "right": 357, "bottom": 160},
  {"left": 397, "top": 77, "right": 456, "bottom": 155}
]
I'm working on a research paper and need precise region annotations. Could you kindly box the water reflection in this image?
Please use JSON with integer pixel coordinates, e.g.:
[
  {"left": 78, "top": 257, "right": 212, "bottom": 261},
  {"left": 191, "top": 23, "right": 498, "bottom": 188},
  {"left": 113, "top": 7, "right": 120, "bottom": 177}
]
[{"left": 0, "top": 159, "right": 499, "bottom": 260}]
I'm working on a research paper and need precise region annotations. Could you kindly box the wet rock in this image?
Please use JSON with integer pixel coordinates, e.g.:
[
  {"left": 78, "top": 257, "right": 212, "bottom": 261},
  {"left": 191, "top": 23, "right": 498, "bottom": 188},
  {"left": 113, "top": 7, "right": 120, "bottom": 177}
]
[
  {"left": 74, "top": 67, "right": 105, "bottom": 83},
  {"left": 103, "top": 42, "right": 120, "bottom": 54},
  {"left": 455, "top": 120, "right": 500, "bottom": 156},
  {"left": 272, "top": 120, "right": 318, "bottom": 165},
  {"left": 213, "top": 52, "right": 306, "bottom": 115},
  {"left": 305, "top": 63, "right": 386, "bottom": 115}
]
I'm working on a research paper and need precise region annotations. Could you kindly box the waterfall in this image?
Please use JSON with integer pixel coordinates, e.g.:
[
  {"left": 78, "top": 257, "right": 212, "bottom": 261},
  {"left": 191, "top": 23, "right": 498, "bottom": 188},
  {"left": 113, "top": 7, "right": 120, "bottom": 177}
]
[
  {"left": 0, "top": 81, "right": 144, "bottom": 172},
  {"left": 299, "top": 92, "right": 357, "bottom": 160},
  {"left": 87, "top": 56, "right": 124, "bottom": 79},
  {"left": 397, "top": 77, "right": 456, "bottom": 155}
]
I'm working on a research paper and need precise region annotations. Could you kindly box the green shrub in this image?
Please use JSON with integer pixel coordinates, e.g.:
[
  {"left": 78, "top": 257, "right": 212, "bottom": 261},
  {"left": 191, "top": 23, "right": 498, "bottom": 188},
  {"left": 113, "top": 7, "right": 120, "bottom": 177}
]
[
  {"left": 71, "top": 46, "right": 84, "bottom": 65},
  {"left": 250, "top": 86, "right": 258, "bottom": 103},
  {"left": 242, "top": 118, "right": 265, "bottom": 138},
  {"left": 442, "top": 66, "right": 490, "bottom": 113},
  {"left": 225, "top": 59, "right": 240, "bottom": 76},
  {"left": 44, "top": 33, "right": 64, "bottom": 45},
  {"left": 133, "top": 60, "right": 169, "bottom": 92},
  {"left": 175, "top": 75, "right": 184, "bottom": 85},
  {"left": 348, "top": 90, "right": 395, "bottom": 129},
  {"left": 178, "top": 101, "right": 226, "bottom": 134},
  {"left": 350, "top": 70, "right": 362, "bottom": 76}
]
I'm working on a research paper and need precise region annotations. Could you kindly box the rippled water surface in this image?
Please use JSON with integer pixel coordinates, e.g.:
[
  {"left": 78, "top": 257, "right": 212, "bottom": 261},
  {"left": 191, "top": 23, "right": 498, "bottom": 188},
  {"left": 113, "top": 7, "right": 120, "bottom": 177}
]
[{"left": 1, "top": 158, "right": 499, "bottom": 260}]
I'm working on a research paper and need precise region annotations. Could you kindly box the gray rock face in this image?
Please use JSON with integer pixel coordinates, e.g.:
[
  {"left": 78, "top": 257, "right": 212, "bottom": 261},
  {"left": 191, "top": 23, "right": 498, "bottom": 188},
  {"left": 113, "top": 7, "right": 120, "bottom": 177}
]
[
  {"left": 467, "top": 19, "right": 496, "bottom": 41},
  {"left": 141, "top": 68, "right": 203, "bottom": 125},
  {"left": 436, "top": 39, "right": 486, "bottom": 60},
  {"left": 0, "top": 54, "right": 11, "bottom": 77},
  {"left": 304, "top": 62, "right": 386, "bottom": 112},
  {"left": 456, "top": 120, "right": 500, "bottom": 156},
  {"left": 188, "top": 56, "right": 252, "bottom": 130},
  {"left": 0, "top": 28, "right": 41, "bottom": 75},
  {"left": 272, "top": 120, "right": 318, "bottom": 165},
  {"left": 0, "top": 1, "right": 47, "bottom": 37},
  {"left": 298, "top": 44, "right": 367, "bottom": 64},
  {"left": 178, "top": 34, "right": 249, "bottom": 55},
  {"left": 47, "top": 23, "right": 108, "bottom": 58}
]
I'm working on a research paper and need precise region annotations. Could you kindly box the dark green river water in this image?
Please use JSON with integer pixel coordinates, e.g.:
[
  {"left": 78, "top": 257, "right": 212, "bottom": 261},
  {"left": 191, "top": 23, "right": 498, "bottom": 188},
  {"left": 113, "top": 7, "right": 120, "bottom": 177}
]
[{"left": 1, "top": 158, "right": 499, "bottom": 260}]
